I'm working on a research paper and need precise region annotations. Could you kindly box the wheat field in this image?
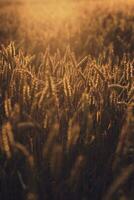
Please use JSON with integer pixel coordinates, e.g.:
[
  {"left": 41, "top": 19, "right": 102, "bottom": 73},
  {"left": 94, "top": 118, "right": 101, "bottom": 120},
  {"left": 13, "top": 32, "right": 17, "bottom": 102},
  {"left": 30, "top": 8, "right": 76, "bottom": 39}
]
[{"left": 0, "top": 0, "right": 134, "bottom": 200}]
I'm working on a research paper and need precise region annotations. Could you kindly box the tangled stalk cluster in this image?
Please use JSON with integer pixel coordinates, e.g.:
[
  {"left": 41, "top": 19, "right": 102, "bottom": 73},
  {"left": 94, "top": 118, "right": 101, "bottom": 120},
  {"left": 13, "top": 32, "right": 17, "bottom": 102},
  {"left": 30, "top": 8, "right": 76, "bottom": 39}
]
[{"left": 0, "top": 43, "right": 134, "bottom": 200}]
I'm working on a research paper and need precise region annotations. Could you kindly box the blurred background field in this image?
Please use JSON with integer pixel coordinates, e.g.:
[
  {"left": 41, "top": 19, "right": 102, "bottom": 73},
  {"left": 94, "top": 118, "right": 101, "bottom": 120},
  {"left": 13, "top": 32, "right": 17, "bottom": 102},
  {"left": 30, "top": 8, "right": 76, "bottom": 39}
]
[
  {"left": 0, "top": 0, "right": 134, "bottom": 59},
  {"left": 0, "top": 1, "right": 134, "bottom": 200}
]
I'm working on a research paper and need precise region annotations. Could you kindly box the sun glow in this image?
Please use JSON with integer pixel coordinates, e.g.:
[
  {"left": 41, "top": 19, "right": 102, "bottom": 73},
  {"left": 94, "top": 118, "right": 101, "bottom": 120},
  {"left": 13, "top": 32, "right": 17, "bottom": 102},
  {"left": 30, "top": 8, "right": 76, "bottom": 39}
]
[
  {"left": 23, "top": 0, "right": 77, "bottom": 29},
  {"left": 17, "top": 0, "right": 79, "bottom": 53},
  {"left": 25, "top": 0, "right": 74, "bottom": 19}
]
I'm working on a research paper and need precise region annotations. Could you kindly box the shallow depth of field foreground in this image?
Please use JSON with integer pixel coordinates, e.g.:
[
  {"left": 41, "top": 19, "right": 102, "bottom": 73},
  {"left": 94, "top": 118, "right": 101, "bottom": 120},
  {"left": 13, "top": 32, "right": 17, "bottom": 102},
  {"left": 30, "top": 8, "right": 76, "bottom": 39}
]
[{"left": 0, "top": 0, "right": 134, "bottom": 200}]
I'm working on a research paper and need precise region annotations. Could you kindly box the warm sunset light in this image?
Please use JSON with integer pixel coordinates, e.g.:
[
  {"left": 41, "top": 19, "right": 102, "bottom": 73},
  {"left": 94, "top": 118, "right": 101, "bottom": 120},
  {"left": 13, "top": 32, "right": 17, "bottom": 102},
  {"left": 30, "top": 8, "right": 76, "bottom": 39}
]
[
  {"left": 26, "top": 0, "right": 74, "bottom": 20},
  {"left": 0, "top": 0, "right": 134, "bottom": 200}
]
